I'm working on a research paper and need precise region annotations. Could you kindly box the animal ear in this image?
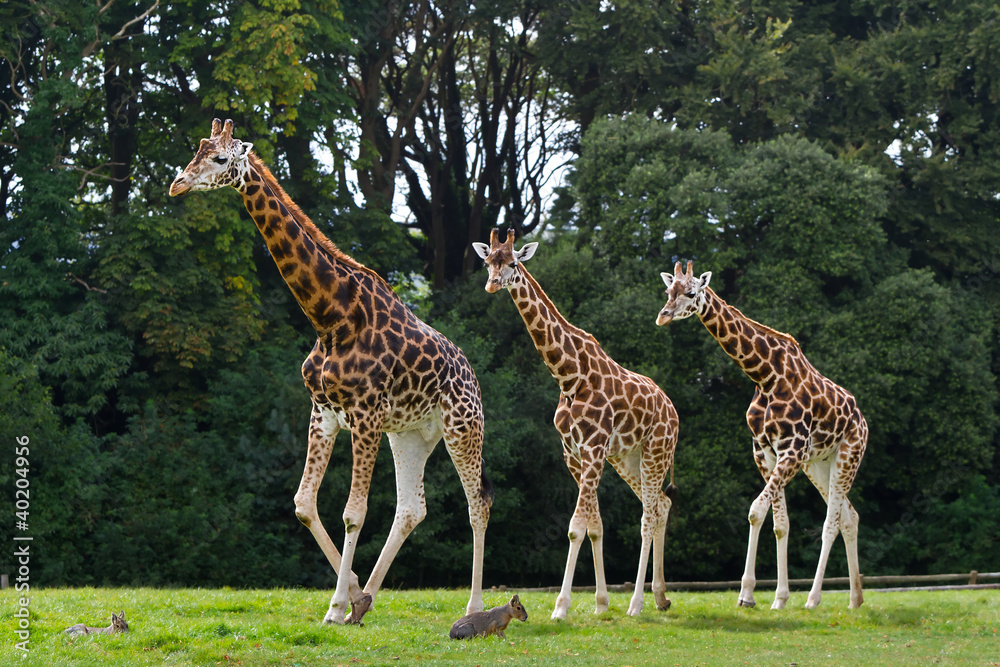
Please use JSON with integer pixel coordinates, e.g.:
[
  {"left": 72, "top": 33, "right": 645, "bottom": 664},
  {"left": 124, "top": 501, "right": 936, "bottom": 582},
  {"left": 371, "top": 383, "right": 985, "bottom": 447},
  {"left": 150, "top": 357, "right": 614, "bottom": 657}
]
[
  {"left": 472, "top": 242, "right": 490, "bottom": 260},
  {"left": 510, "top": 594, "right": 519, "bottom": 604},
  {"left": 661, "top": 272, "right": 675, "bottom": 288},
  {"left": 697, "top": 271, "right": 712, "bottom": 290},
  {"left": 515, "top": 242, "right": 537, "bottom": 263},
  {"left": 236, "top": 141, "right": 253, "bottom": 158}
]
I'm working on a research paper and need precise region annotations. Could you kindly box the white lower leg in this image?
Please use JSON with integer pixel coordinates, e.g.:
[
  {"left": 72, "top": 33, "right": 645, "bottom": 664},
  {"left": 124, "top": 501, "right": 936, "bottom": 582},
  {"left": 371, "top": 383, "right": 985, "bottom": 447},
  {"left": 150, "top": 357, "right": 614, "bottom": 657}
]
[
  {"left": 466, "top": 522, "right": 487, "bottom": 615},
  {"left": 739, "top": 495, "right": 769, "bottom": 608},
  {"left": 628, "top": 532, "right": 652, "bottom": 617},
  {"left": 589, "top": 513, "right": 609, "bottom": 613},
  {"left": 652, "top": 513, "right": 670, "bottom": 611},
  {"left": 841, "top": 501, "right": 863, "bottom": 609},
  {"left": 325, "top": 503, "right": 366, "bottom": 625},
  {"left": 553, "top": 518, "right": 586, "bottom": 620},
  {"left": 771, "top": 494, "right": 790, "bottom": 610},
  {"left": 806, "top": 505, "right": 841, "bottom": 609}
]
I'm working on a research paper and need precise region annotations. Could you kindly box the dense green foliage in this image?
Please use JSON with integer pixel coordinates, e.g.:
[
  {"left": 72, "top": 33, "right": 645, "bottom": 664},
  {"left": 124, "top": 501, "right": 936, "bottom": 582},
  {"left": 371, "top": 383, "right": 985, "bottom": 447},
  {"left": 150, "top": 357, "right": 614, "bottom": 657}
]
[{"left": 1, "top": 0, "right": 997, "bottom": 592}]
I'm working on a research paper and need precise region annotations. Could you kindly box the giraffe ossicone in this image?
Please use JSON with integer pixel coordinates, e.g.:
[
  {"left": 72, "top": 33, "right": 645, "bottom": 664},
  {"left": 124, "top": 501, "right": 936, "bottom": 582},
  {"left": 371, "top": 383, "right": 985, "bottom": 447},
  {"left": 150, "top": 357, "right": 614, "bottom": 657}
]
[
  {"left": 170, "top": 119, "right": 494, "bottom": 625},
  {"left": 657, "top": 260, "right": 867, "bottom": 610},
  {"left": 474, "top": 228, "right": 679, "bottom": 619}
]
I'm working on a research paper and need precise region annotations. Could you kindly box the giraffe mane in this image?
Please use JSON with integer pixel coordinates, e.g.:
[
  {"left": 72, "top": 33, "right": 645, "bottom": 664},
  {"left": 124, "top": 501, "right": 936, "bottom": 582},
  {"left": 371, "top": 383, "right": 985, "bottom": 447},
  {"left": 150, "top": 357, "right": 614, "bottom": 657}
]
[
  {"left": 246, "top": 153, "right": 390, "bottom": 288},
  {"left": 520, "top": 265, "right": 601, "bottom": 348},
  {"left": 707, "top": 287, "right": 800, "bottom": 347}
]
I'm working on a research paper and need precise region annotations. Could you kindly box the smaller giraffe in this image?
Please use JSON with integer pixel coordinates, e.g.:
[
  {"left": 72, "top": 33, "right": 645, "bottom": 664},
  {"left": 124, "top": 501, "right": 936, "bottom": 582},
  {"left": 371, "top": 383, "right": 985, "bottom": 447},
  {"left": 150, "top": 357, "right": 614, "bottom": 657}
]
[
  {"left": 657, "top": 260, "right": 867, "bottom": 609},
  {"left": 474, "top": 230, "right": 679, "bottom": 619}
]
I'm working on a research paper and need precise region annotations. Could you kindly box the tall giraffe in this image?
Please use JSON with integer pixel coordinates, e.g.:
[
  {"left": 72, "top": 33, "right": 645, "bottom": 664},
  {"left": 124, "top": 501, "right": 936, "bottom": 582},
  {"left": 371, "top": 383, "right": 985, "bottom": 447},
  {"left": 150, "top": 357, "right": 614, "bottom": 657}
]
[
  {"left": 169, "top": 119, "right": 493, "bottom": 625},
  {"left": 473, "top": 230, "right": 679, "bottom": 619},
  {"left": 657, "top": 260, "right": 867, "bottom": 609}
]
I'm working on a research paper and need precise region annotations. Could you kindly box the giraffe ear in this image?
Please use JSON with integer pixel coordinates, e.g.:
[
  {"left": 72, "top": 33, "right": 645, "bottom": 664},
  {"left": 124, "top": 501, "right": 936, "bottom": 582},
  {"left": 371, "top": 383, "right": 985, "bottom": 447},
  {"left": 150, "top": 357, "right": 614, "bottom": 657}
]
[
  {"left": 697, "top": 271, "right": 712, "bottom": 290},
  {"left": 236, "top": 141, "right": 253, "bottom": 158},
  {"left": 515, "top": 242, "right": 537, "bottom": 263},
  {"left": 661, "top": 272, "right": 675, "bottom": 288},
  {"left": 471, "top": 242, "right": 490, "bottom": 260}
]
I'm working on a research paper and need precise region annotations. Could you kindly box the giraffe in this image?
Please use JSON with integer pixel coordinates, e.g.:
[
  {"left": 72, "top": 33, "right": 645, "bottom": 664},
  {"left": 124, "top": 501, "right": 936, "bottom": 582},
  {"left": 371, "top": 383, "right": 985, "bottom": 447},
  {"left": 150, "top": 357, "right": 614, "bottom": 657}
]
[
  {"left": 656, "top": 260, "right": 867, "bottom": 610},
  {"left": 169, "top": 119, "right": 493, "bottom": 625},
  {"left": 473, "top": 230, "right": 679, "bottom": 619}
]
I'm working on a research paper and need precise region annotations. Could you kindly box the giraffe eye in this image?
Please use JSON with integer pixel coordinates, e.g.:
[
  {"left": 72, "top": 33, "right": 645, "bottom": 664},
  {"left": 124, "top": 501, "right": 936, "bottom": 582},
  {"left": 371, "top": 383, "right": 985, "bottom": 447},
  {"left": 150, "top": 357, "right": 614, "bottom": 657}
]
[
  {"left": 213, "top": 156, "right": 228, "bottom": 165},
  {"left": 685, "top": 291, "right": 696, "bottom": 297}
]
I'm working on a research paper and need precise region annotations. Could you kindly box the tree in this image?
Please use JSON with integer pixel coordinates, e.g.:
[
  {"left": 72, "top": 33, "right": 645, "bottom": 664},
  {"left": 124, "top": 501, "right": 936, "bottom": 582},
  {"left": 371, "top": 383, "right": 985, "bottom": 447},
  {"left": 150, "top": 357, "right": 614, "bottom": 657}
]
[{"left": 339, "top": 0, "right": 558, "bottom": 286}]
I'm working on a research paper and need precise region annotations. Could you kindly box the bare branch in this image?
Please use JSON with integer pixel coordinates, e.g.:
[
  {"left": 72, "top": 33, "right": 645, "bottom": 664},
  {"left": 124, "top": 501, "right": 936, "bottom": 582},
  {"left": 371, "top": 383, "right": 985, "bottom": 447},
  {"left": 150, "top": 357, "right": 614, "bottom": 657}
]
[
  {"left": 97, "top": 0, "right": 117, "bottom": 18},
  {"left": 69, "top": 272, "right": 108, "bottom": 294},
  {"left": 110, "top": 0, "right": 159, "bottom": 41},
  {"left": 51, "top": 160, "right": 127, "bottom": 190}
]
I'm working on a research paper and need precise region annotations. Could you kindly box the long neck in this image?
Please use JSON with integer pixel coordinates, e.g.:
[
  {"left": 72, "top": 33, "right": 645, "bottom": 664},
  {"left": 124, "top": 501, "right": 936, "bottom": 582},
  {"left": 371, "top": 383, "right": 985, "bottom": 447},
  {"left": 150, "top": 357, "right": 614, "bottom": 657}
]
[
  {"left": 697, "top": 287, "right": 799, "bottom": 391},
  {"left": 239, "top": 154, "right": 386, "bottom": 337},
  {"left": 508, "top": 267, "right": 602, "bottom": 394}
]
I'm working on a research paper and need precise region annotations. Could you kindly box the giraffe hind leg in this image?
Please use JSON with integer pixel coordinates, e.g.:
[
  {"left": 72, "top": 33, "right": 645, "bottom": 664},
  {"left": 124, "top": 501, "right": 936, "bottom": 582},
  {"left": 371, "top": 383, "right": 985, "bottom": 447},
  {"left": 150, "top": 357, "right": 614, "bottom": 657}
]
[
  {"left": 440, "top": 398, "right": 490, "bottom": 617},
  {"left": 347, "top": 426, "right": 441, "bottom": 624}
]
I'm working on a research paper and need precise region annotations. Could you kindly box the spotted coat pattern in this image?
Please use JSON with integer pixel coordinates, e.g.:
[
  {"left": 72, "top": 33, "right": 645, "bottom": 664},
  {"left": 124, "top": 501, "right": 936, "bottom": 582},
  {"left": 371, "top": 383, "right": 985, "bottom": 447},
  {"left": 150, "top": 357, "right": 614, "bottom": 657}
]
[
  {"left": 170, "top": 119, "right": 492, "bottom": 625},
  {"left": 474, "top": 230, "right": 679, "bottom": 619},
  {"left": 657, "top": 260, "right": 867, "bottom": 610}
]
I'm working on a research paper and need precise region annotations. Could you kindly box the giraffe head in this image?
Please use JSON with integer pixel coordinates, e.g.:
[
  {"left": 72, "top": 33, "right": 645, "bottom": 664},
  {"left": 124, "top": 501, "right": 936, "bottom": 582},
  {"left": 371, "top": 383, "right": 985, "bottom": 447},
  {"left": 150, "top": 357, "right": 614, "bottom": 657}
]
[
  {"left": 471, "top": 228, "right": 538, "bottom": 293},
  {"left": 169, "top": 118, "right": 254, "bottom": 196},
  {"left": 656, "top": 260, "right": 712, "bottom": 326}
]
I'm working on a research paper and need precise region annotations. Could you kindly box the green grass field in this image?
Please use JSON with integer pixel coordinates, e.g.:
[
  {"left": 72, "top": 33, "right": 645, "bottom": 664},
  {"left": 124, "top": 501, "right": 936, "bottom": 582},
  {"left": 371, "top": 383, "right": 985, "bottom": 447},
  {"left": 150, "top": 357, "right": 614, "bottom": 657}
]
[{"left": 4, "top": 586, "right": 998, "bottom": 666}]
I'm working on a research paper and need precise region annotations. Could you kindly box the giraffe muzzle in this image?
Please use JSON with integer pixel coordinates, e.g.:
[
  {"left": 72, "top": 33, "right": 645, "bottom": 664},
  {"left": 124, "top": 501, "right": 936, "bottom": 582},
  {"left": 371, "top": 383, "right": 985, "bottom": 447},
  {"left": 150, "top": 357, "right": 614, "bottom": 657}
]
[
  {"left": 656, "top": 310, "right": 674, "bottom": 326},
  {"left": 486, "top": 279, "right": 502, "bottom": 294},
  {"left": 168, "top": 175, "right": 191, "bottom": 197}
]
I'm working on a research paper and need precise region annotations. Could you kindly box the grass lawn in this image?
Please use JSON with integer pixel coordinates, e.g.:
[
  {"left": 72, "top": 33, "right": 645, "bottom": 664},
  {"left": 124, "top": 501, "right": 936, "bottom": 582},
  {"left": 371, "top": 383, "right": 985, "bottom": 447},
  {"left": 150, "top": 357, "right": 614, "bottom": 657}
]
[{"left": 4, "top": 586, "right": 998, "bottom": 666}]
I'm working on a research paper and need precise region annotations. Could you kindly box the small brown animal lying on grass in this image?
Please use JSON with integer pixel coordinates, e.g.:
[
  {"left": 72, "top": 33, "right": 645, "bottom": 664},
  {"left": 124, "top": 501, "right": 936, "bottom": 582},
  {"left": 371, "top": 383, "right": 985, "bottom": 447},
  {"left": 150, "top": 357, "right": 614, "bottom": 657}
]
[
  {"left": 64, "top": 610, "right": 129, "bottom": 636},
  {"left": 449, "top": 595, "right": 527, "bottom": 640}
]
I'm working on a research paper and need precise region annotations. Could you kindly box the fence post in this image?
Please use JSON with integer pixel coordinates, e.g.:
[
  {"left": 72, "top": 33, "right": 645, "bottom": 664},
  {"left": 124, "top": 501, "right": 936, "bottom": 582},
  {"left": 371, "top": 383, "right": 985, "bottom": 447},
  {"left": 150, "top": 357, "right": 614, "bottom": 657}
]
[
  {"left": 970, "top": 570, "right": 979, "bottom": 585},
  {"left": 1, "top": 574, "right": 7, "bottom": 590}
]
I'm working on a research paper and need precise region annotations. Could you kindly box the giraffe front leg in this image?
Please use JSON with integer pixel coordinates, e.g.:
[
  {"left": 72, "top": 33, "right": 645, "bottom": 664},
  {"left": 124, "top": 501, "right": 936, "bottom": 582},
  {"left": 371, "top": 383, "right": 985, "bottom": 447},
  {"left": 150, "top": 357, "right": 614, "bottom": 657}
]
[
  {"left": 770, "top": 488, "right": 790, "bottom": 610},
  {"left": 738, "top": 492, "right": 770, "bottom": 608},
  {"left": 588, "top": 501, "right": 610, "bottom": 614},
  {"left": 325, "top": 419, "right": 383, "bottom": 625},
  {"left": 293, "top": 405, "right": 365, "bottom": 612},
  {"left": 552, "top": 511, "right": 587, "bottom": 621},
  {"left": 553, "top": 453, "right": 605, "bottom": 620}
]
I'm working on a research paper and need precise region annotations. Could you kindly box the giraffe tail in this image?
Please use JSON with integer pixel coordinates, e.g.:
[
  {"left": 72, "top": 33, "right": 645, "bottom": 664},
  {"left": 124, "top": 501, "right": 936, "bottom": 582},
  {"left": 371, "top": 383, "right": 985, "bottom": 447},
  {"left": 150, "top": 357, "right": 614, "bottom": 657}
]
[
  {"left": 479, "top": 458, "right": 495, "bottom": 507},
  {"left": 664, "top": 465, "right": 678, "bottom": 531}
]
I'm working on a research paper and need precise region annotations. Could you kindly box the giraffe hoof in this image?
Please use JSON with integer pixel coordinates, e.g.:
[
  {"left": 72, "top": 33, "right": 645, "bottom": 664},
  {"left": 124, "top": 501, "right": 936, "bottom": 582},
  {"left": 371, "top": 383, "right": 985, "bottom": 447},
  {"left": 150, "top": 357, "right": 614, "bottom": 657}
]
[
  {"left": 656, "top": 597, "right": 671, "bottom": 612},
  {"left": 346, "top": 594, "right": 373, "bottom": 625},
  {"left": 737, "top": 598, "right": 756, "bottom": 608}
]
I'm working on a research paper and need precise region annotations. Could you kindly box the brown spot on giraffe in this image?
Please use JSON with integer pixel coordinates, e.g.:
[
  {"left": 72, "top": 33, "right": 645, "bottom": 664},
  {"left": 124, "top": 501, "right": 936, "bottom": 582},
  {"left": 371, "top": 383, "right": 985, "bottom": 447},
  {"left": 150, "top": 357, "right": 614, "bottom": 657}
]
[
  {"left": 169, "top": 118, "right": 494, "bottom": 626},
  {"left": 657, "top": 260, "right": 867, "bottom": 611},
  {"left": 473, "top": 229, "right": 679, "bottom": 619}
]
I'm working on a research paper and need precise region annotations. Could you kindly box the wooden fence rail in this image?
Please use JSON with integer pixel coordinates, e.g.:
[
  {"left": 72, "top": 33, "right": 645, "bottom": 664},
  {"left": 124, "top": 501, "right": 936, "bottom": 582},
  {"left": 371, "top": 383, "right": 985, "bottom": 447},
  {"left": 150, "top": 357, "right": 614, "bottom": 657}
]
[{"left": 515, "top": 571, "right": 1000, "bottom": 594}]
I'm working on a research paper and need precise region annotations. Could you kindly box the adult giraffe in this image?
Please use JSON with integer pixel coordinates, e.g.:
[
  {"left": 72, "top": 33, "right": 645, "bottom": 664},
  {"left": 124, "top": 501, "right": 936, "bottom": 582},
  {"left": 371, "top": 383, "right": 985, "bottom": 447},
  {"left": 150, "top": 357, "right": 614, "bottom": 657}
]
[
  {"left": 169, "top": 119, "right": 493, "bottom": 625},
  {"left": 657, "top": 260, "right": 866, "bottom": 609},
  {"left": 474, "top": 230, "right": 678, "bottom": 619}
]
